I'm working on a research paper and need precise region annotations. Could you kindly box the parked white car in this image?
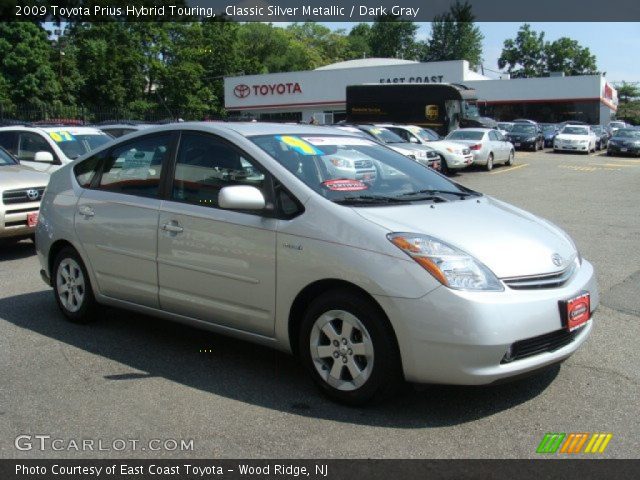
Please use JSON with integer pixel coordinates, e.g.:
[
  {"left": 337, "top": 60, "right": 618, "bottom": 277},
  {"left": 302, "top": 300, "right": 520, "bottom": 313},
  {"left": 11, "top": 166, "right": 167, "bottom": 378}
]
[
  {"left": 445, "top": 128, "right": 515, "bottom": 171},
  {"left": 378, "top": 124, "right": 474, "bottom": 174},
  {"left": 36, "top": 122, "right": 597, "bottom": 405},
  {"left": 0, "top": 125, "right": 112, "bottom": 173},
  {"left": 553, "top": 125, "right": 598, "bottom": 154}
]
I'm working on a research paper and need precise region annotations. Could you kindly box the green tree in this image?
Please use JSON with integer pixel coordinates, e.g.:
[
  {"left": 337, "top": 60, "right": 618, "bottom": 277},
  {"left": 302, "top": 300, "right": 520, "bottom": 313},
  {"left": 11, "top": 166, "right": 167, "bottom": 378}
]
[
  {"left": 615, "top": 81, "right": 640, "bottom": 104},
  {"left": 0, "top": 22, "right": 60, "bottom": 110},
  {"left": 498, "top": 24, "right": 547, "bottom": 78},
  {"left": 237, "top": 23, "right": 320, "bottom": 74},
  {"left": 368, "top": 15, "right": 421, "bottom": 59},
  {"left": 426, "top": 1, "right": 484, "bottom": 69},
  {"left": 347, "top": 23, "right": 371, "bottom": 59},
  {"left": 545, "top": 37, "right": 598, "bottom": 76},
  {"left": 287, "top": 23, "right": 354, "bottom": 65},
  {"left": 67, "top": 22, "right": 148, "bottom": 112}
]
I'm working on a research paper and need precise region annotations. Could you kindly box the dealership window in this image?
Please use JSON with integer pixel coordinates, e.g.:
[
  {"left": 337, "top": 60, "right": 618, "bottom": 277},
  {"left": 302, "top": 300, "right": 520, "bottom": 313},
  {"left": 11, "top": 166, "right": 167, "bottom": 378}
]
[
  {"left": 480, "top": 100, "right": 600, "bottom": 124},
  {"left": 258, "top": 112, "right": 302, "bottom": 123},
  {"left": 172, "top": 132, "right": 265, "bottom": 209}
]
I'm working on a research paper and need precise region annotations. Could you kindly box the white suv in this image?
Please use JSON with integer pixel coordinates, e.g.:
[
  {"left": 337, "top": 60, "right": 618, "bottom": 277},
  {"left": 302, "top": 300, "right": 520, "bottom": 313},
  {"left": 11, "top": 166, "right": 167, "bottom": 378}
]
[{"left": 0, "top": 125, "right": 112, "bottom": 173}]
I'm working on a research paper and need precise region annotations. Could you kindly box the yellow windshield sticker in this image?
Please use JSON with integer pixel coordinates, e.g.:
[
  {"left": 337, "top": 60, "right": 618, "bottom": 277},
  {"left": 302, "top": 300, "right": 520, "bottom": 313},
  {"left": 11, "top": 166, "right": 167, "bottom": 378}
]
[
  {"left": 276, "top": 135, "right": 323, "bottom": 155},
  {"left": 49, "top": 131, "right": 75, "bottom": 143}
]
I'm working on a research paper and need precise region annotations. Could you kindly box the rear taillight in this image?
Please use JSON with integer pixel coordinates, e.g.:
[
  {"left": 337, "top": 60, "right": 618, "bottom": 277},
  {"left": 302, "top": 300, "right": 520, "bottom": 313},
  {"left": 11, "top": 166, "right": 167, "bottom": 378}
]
[{"left": 470, "top": 144, "right": 482, "bottom": 151}]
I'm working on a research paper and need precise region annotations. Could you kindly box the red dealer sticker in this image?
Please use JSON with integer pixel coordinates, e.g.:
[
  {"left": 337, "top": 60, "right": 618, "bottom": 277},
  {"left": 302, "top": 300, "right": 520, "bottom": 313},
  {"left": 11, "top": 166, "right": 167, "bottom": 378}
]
[{"left": 322, "top": 179, "right": 369, "bottom": 192}]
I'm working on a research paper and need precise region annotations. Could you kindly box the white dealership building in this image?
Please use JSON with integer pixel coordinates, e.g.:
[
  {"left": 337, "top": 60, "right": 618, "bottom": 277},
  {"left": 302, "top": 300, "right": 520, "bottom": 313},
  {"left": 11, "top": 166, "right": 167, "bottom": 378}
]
[{"left": 223, "top": 59, "right": 618, "bottom": 125}]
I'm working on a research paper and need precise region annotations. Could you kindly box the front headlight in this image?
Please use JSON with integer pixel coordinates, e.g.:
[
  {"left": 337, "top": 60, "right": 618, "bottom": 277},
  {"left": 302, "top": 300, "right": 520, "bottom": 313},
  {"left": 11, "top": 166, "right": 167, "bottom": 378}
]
[
  {"left": 387, "top": 233, "right": 503, "bottom": 291},
  {"left": 526, "top": 137, "right": 537, "bottom": 142},
  {"left": 329, "top": 157, "right": 353, "bottom": 168}
]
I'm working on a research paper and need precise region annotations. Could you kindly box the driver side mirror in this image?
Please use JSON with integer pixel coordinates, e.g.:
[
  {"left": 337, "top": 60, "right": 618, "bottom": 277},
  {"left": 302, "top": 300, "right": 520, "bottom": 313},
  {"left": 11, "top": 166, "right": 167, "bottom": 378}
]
[
  {"left": 409, "top": 136, "right": 420, "bottom": 144},
  {"left": 218, "top": 185, "right": 266, "bottom": 211},
  {"left": 34, "top": 151, "right": 54, "bottom": 163}
]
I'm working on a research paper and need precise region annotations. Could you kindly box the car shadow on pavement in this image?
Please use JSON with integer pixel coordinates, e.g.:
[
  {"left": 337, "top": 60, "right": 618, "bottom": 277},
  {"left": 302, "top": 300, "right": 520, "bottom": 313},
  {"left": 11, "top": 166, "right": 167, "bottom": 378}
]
[
  {"left": 0, "top": 290, "right": 559, "bottom": 429},
  {"left": 0, "top": 241, "right": 36, "bottom": 261}
]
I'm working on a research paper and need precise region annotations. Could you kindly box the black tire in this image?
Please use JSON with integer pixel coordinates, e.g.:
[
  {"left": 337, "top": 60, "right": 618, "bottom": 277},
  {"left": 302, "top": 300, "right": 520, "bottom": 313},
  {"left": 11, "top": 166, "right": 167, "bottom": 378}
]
[
  {"left": 52, "top": 247, "right": 98, "bottom": 323},
  {"left": 506, "top": 150, "right": 515, "bottom": 166},
  {"left": 439, "top": 155, "right": 451, "bottom": 176},
  {"left": 298, "top": 290, "right": 403, "bottom": 405},
  {"left": 485, "top": 153, "right": 494, "bottom": 171}
]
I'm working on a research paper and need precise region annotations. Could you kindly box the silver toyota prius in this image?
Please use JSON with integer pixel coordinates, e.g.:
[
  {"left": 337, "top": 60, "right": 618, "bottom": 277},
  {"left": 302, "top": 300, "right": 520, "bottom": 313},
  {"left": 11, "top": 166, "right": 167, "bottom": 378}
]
[{"left": 35, "top": 123, "right": 598, "bottom": 405}]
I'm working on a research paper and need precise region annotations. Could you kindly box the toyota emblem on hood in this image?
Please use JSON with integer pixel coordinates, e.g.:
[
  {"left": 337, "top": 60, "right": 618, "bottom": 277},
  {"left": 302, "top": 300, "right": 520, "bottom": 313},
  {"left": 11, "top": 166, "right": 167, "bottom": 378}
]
[
  {"left": 552, "top": 253, "right": 563, "bottom": 267},
  {"left": 233, "top": 84, "right": 250, "bottom": 99}
]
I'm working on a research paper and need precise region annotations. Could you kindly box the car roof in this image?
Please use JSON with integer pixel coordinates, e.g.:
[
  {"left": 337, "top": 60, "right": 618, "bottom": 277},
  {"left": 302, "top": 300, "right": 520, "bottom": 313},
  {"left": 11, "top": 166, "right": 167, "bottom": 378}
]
[{"left": 0, "top": 125, "right": 106, "bottom": 134}]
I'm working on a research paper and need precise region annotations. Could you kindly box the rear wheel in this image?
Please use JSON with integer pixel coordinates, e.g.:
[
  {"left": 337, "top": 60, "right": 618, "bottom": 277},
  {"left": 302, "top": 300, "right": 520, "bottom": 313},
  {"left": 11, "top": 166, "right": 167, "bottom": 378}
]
[
  {"left": 485, "top": 153, "right": 494, "bottom": 171},
  {"left": 299, "top": 290, "right": 402, "bottom": 405},
  {"left": 53, "top": 247, "right": 98, "bottom": 323}
]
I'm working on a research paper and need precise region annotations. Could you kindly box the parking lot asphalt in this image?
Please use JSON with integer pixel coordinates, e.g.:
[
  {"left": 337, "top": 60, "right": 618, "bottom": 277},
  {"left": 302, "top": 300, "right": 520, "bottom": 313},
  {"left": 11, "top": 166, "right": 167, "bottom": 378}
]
[{"left": 1, "top": 149, "right": 639, "bottom": 459}]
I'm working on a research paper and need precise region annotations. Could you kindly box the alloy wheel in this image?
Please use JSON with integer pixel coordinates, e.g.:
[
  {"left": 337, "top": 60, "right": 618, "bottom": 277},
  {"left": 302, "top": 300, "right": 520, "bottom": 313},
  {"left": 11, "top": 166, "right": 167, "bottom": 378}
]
[{"left": 56, "top": 258, "right": 86, "bottom": 313}]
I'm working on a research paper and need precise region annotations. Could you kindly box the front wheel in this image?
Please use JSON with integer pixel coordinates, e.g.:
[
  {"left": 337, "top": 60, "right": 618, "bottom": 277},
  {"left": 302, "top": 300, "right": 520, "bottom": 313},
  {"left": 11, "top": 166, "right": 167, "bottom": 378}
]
[
  {"left": 53, "top": 247, "right": 98, "bottom": 323},
  {"left": 506, "top": 150, "right": 514, "bottom": 166},
  {"left": 299, "top": 290, "right": 402, "bottom": 405},
  {"left": 439, "top": 155, "right": 451, "bottom": 176},
  {"left": 485, "top": 153, "right": 494, "bottom": 171}
]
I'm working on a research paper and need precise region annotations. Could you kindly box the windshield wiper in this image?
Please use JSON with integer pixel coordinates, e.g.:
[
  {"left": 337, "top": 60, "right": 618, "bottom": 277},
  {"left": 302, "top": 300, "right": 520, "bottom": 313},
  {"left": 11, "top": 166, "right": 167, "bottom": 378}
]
[
  {"left": 334, "top": 195, "right": 409, "bottom": 205},
  {"left": 398, "top": 189, "right": 480, "bottom": 199}
]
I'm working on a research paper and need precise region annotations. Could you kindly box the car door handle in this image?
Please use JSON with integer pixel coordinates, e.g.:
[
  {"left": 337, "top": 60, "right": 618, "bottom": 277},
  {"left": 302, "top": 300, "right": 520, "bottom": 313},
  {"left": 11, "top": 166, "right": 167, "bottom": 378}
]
[
  {"left": 161, "top": 222, "right": 184, "bottom": 234},
  {"left": 78, "top": 205, "right": 94, "bottom": 217}
]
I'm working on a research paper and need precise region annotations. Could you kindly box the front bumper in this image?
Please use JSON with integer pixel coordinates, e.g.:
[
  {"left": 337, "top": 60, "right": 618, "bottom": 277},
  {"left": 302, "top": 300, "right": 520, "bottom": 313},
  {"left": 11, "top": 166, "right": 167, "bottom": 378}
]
[
  {"left": 374, "top": 259, "right": 599, "bottom": 385},
  {"left": 554, "top": 143, "right": 589, "bottom": 152},
  {"left": 509, "top": 139, "right": 537, "bottom": 150},
  {"left": 0, "top": 202, "right": 40, "bottom": 239},
  {"left": 607, "top": 144, "right": 640, "bottom": 156}
]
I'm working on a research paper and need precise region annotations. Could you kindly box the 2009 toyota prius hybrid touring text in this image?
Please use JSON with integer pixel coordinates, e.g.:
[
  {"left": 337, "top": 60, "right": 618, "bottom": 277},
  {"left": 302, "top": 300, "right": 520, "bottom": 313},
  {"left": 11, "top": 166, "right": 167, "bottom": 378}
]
[{"left": 35, "top": 123, "right": 598, "bottom": 405}]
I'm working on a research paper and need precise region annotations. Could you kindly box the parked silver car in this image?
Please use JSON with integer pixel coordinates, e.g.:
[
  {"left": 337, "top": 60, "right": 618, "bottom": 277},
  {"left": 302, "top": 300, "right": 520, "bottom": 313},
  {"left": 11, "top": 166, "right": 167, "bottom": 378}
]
[
  {"left": 446, "top": 128, "right": 515, "bottom": 171},
  {"left": 36, "top": 123, "right": 598, "bottom": 405},
  {"left": 0, "top": 146, "right": 49, "bottom": 241}
]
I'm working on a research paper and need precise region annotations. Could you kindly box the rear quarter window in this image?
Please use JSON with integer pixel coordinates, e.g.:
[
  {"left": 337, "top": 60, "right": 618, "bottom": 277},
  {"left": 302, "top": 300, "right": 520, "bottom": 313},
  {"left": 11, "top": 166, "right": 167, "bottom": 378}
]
[{"left": 73, "top": 154, "right": 103, "bottom": 188}]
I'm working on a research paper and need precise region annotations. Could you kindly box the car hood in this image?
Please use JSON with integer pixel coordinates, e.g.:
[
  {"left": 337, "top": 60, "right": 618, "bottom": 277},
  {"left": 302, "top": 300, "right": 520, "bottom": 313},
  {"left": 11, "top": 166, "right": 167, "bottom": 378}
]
[
  {"left": 508, "top": 132, "right": 537, "bottom": 138},
  {"left": 353, "top": 196, "right": 577, "bottom": 278},
  {"left": 0, "top": 165, "right": 50, "bottom": 190},
  {"left": 388, "top": 143, "right": 432, "bottom": 152},
  {"left": 555, "top": 134, "right": 590, "bottom": 141}
]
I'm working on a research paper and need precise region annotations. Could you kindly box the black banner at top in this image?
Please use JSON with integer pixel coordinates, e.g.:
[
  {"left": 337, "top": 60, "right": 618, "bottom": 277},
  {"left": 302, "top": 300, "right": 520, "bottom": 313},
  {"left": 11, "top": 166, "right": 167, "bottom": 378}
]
[{"left": 4, "top": 0, "right": 640, "bottom": 22}]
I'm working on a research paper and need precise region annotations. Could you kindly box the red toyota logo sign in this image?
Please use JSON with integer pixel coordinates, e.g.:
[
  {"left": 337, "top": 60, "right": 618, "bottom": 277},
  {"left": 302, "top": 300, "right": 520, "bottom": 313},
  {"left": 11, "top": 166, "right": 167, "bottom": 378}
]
[{"left": 234, "top": 84, "right": 250, "bottom": 99}]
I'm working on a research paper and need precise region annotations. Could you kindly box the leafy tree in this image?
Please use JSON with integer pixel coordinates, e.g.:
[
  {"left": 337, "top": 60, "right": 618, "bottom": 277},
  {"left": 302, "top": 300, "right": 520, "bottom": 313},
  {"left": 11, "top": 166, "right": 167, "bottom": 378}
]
[
  {"left": 0, "top": 22, "right": 60, "bottom": 109},
  {"left": 615, "top": 81, "right": 640, "bottom": 103},
  {"left": 498, "top": 24, "right": 547, "bottom": 78},
  {"left": 287, "top": 23, "right": 354, "bottom": 65},
  {"left": 347, "top": 23, "right": 371, "bottom": 59},
  {"left": 67, "top": 22, "right": 148, "bottom": 112},
  {"left": 545, "top": 37, "right": 597, "bottom": 76},
  {"left": 368, "top": 15, "right": 421, "bottom": 59},
  {"left": 499, "top": 24, "right": 599, "bottom": 78},
  {"left": 425, "top": 1, "right": 484, "bottom": 69}
]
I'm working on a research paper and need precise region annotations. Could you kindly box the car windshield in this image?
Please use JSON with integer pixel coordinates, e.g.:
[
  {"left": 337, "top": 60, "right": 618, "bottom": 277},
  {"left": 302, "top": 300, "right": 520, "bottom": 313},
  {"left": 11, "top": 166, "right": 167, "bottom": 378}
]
[
  {"left": 408, "top": 127, "right": 439, "bottom": 142},
  {"left": 446, "top": 130, "right": 484, "bottom": 141},
  {"left": 561, "top": 127, "right": 589, "bottom": 135},
  {"left": 610, "top": 122, "right": 626, "bottom": 128},
  {"left": 362, "top": 127, "right": 406, "bottom": 144},
  {"left": 47, "top": 131, "right": 112, "bottom": 159},
  {"left": 613, "top": 129, "right": 640, "bottom": 139},
  {"left": 251, "top": 134, "right": 477, "bottom": 205},
  {"left": 498, "top": 123, "right": 513, "bottom": 131},
  {"left": 0, "top": 147, "right": 17, "bottom": 166},
  {"left": 511, "top": 124, "right": 536, "bottom": 134},
  {"left": 542, "top": 125, "right": 557, "bottom": 132}
]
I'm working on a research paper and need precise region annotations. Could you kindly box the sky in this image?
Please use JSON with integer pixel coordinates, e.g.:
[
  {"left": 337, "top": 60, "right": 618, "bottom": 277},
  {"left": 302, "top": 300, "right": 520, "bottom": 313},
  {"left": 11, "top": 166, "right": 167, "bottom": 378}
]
[{"left": 318, "top": 22, "right": 640, "bottom": 83}]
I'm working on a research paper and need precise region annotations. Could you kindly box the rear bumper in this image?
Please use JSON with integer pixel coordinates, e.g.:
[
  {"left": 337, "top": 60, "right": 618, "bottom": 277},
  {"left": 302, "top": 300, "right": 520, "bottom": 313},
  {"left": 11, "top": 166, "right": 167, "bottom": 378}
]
[{"left": 374, "top": 260, "right": 599, "bottom": 385}]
